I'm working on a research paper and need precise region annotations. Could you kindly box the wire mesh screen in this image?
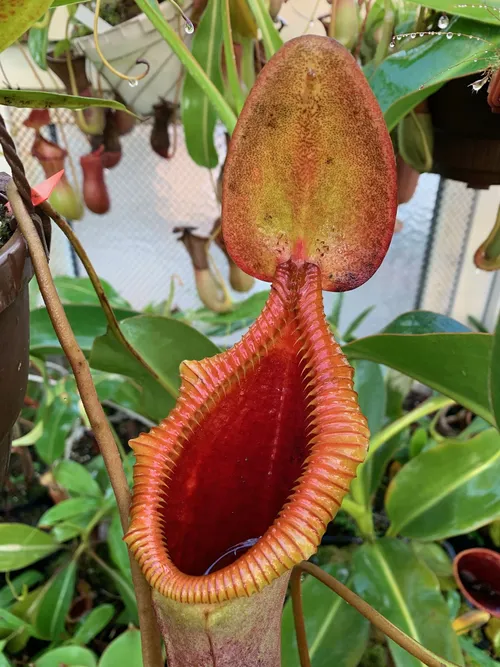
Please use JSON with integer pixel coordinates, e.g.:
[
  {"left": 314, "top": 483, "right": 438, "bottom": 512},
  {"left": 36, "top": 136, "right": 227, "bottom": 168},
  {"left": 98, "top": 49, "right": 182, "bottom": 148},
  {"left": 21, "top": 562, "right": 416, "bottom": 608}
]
[{"left": 5, "top": 106, "right": 478, "bottom": 335}]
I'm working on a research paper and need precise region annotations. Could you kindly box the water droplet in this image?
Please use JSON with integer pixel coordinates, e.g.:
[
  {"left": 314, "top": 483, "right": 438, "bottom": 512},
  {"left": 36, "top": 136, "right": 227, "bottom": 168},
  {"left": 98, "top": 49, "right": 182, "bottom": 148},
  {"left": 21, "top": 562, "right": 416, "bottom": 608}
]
[
  {"left": 184, "top": 19, "right": 194, "bottom": 34},
  {"left": 446, "top": 32, "right": 453, "bottom": 39},
  {"left": 396, "top": 35, "right": 402, "bottom": 41},
  {"left": 470, "top": 74, "right": 489, "bottom": 91},
  {"left": 128, "top": 80, "right": 139, "bottom": 88},
  {"left": 438, "top": 14, "right": 449, "bottom": 29},
  {"left": 410, "top": 33, "right": 416, "bottom": 38},
  {"left": 457, "top": 33, "right": 461, "bottom": 37},
  {"left": 418, "top": 85, "right": 424, "bottom": 90},
  {"left": 389, "top": 41, "right": 396, "bottom": 49},
  {"left": 474, "top": 58, "right": 478, "bottom": 62},
  {"left": 419, "top": 32, "right": 425, "bottom": 36}
]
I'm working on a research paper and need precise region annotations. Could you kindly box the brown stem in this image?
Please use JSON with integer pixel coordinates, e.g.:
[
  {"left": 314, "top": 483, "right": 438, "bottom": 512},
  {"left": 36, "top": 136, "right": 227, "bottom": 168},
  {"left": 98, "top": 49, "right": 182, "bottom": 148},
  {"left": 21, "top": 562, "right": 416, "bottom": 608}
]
[
  {"left": 39, "top": 200, "right": 177, "bottom": 401},
  {"left": 7, "top": 180, "right": 164, "bottom": 667},
  {"left": 290, "top": 568, "right": 312, "bottom": 667},
  {"left": 298, "top": 561, "right": 460, "bottom": 667}
]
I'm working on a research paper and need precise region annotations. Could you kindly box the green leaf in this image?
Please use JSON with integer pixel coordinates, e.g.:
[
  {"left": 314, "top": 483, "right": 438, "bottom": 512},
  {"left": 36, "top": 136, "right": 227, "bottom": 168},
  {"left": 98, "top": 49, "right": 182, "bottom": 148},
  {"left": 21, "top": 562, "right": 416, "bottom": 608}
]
[
  {"left": 71, "top": 604, "right": 114, "bottom": 646},
  {"left": 490, "top": 312, "right": 500, "bottom": 429},
  {"left": 34, "top": 646, "right": 97, "bottom": 667},
  {"left": 52, "top": 513, "right": 96, "bottom": 543},
  {"left": 411, "top": 542, "right": 453, "bottom": 578},
  {"left": 28, "top": 11, "right": 53, "bottom": 70},
  {"left": 353, "top": 538, "right": 463, "bottom": 667},
  {"left": 51, "top": 0, "right": 86, "bottom": 5},
  {"left": 350, "top": 361, "right": 386, "bottom": 507},
  {"left": 107, "top": 512, "right": 130, "bottom": 579},
  {"left": 182, "top": 0, "right": 224, "bottom": 167},
  {"left": 246, "top": 0, "right": 283, "bottom": 59},
  {"left": 90, "top": 315, "right": 219, "bottom": 422},
  {"left": 0, "top": 525, "right": 59, "bottom": 572},
  {"left": 386, "top": 429, "right": 500, "bottom": 540},
  {"left": 383, "top": 311, "right": 470, "bottom": 334},
  {"left": 99, "top": 629, "right": 142, "bottom": 667},
  {"left": 53, "top": 276, "right": 131, "bottom": 309},
  {"left": 0, "top": 608, "right": 35, "bottom": 634},
  {"left": 344, "top": 324, "right": 493, "bottom": 423},
  {"left": 35, "top": 560, "right": 76, "bottom": 640},
  {"left": 409, "top": 427, "right": 429, "bottom": 458},
  {"left": 0, "top": 90, "right": 136, "bottom": 115},
  {"left": 459, "top": 637, "right": 499, "bottom": 667},
  {"left": 367, "top": 17, "right": 500, "bottom": 131},
  {"left": 0, "top": 0, "right": 52, "bottom": 53},
  {"left": 95, "top": 558, "right": 137, "bottom": 626},
  {"left": 53, "top": 460, "right": 103, "bottom": 499},
  {"left": 92, "top": 372, "right": 143, "bottom": 415},
  {"left": 38, "top": 498, "right": 100, "bottom": 528},
  {"left": 415, "top": 1, "right": 500, "bottom": 25},
  {"left": 0, "top": 570, "right": 43, "bottom": 607},
  {"left": 281, "top": 564, "right": 369, "bottom": 667},
  {"left": 35, "top": 394, "right": 79, "bottom": 464},
  {"left": 30, "top": 305, "right": 136, "bottom": 356}
]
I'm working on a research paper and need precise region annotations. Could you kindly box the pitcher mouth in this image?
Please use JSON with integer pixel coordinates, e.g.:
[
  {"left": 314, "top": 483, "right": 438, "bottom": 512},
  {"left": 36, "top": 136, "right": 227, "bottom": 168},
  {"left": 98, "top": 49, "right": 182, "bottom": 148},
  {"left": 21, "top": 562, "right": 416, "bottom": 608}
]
[{"left": 125, "top": 260, "right": 369, "bottom": 604}]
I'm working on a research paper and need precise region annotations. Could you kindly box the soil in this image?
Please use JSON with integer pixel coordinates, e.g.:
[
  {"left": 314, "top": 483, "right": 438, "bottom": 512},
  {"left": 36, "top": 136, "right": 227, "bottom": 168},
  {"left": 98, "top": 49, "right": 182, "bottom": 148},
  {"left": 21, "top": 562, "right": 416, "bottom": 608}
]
[{"left": 93, "top": 0, "right": 144, "bottom": 26}]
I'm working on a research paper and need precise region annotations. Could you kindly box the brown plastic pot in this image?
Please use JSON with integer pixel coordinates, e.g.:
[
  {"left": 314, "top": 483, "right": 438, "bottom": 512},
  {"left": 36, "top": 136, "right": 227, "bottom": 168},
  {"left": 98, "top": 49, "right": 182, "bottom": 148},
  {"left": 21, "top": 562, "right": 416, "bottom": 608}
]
[
  {"left": 428, "top": 74, "right": 500, "bottom": 189},
  {"left": 0, "top": 173, "right": 50, "bottom": 484},
  {"left": 453, "top": 548, "right": 500, "bottom": 618}
]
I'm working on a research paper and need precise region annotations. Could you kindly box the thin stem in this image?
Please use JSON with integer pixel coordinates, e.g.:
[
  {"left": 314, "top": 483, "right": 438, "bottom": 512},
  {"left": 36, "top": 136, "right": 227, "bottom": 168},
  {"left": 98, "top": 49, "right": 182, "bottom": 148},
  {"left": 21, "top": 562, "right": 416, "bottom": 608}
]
[
  {"left": 221, "top": 0, "right": 245, "bottom": 114},
  {"left": 341, "top": 496, "right": 375, "bottom": 540},
  {"left": 246, "top": 0, "right": 283, "bottom": 60},
  {"left": 290, "top": 568, "right": 312, "bottom": 667},
  {"left": 40, "top": 200, "right": 178, "bottom": 401},
  {"left": 368, "top": 395, "right": 455, "bottom": 459},
  {"left": 7, "top": 180, "right": 163, "bottom": 667},
  {"left": 134, "top": 0, "right": 237, "bottom": 133},
  {"left": 298, "top": 561, "right": 460, "bottom": 667}
]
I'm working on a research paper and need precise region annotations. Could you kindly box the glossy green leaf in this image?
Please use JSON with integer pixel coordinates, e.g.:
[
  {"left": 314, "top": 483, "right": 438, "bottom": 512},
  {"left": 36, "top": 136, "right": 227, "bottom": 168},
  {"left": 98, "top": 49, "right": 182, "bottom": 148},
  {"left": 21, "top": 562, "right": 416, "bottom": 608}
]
[
  {"left": 0, "top": 608, "right": 35, "bottom": 633},
  {"left": 383, "top": 310, "right": 470, "bottom": 334},
  {"left": 53, "top": 276, "right": 131, "bottom": 309},
  {"left": 344, "top": 326, "right": 493, "bottom": 423},
  {"left": 0, "top": 0, "right": 52, "bottom": 53},
  {"left": 386, "top": 429, "right": 500, "bottom": 540},
  {"left": 53, "top": 460, "right": 103, "bottom": 499},
  {"left": 0, "top": 525, "right": 59, "bottom": 572},
  {"left": 353, "top": 538, "right": 463, "bottom": 667},
  {"left": 416, "top": 1, "right": 500, "bottom": 25},
  {"left": 52, "top": 513, "right": 95, "bottom": 543},
  {"left": 459, "top": 637, "right": 499, "bottom": 667},
  {"left": 71, "top": 604, "right": 114, "bottom": 646},
  {"left": 409, "top": 427, "right": 429, "bottom": 458},
  {"left": 490, "top": 311, "right": 500, "bottom": 429},
  {"left": 411, "top": 542, "right": 453, "bottom": 578},
  {"left": 0, "top": 570, "right": 43, "bottom": 607},
  {"left": 30, "top": 305, "right": 135, "bottom": 356},
  {"left": 182, "top": 0, "right": 224, "bottom": 167},
  {"left": 0, "top": 90, "right": 136, "bottom": 115},
  {"left": 99, "top": 629, "right": 142, "bottom": 667},
  {"left": 90, "top": 315, "right": 219, "bottom": 422},
  {"left": 367, "top": 17, "right": 500, "bottom": 130},
  {"left": 0, "top": 652, "right": 11, "bottom": 667},
  {"left": 34, "top": 646, "right": 97, "bottom": 667},
  {"left": 38, "top": 497, "right": 100, "bottom": 528},
  {"left": 28, "top": 11, "right": 52, "bottom": 70},
  {"left": 350, "top": 361, "right": 386, "bottom": 507},
  {"left": 92, "top": 372, "right": 143, "bottom": 414},
  {"left": 246, "top": 0, "right": 283, "bottom": 59},
  {"left": 51, "top": 0, "right": 86, "bottom": 5},
  {"left": 35, "top": 394, "right": 79, "bottom": 464},
  {"left": 35, "top": 560, "right": 76, "bottom": 640},
  {"left": 281, "top": 564, "right": 369, "bottom": 667},
  {"left": 107, "top": 512, "right": 130, "bottom": 579}
]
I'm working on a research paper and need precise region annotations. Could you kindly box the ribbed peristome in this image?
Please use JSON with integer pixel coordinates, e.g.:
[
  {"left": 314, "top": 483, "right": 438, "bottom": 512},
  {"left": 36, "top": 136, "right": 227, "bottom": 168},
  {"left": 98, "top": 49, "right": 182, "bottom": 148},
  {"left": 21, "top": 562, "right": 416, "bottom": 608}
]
[{"left": 125, "top": 259, "right": 369, "bottom": 604}]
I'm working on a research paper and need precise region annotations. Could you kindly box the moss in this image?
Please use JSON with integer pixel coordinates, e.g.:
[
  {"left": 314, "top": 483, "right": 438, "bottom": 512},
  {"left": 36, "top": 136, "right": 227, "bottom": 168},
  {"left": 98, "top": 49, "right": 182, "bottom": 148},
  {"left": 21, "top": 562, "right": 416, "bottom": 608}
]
[{"left": 0, "top": 203, "right": 13, "bottom": 249}]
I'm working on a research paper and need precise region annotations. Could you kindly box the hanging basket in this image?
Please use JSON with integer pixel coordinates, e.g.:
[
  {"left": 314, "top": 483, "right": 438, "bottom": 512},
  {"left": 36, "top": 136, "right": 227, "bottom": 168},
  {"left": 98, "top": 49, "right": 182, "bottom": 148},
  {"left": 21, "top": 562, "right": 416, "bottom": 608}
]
[
  {"left": 74, "top": 2, "right": 193, "bottom": 116},
  {"left": 428, "top": 74, "right": 500, "bottom": 190}
]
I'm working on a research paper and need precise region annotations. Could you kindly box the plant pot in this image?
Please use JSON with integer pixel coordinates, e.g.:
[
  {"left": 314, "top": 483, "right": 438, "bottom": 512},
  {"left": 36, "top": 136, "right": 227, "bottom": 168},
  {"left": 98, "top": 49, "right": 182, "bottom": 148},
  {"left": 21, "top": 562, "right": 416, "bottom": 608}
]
[
  {"left": 0, "top": 174, "right": 51, "bottom": 483},
  {"left": 453, "top": 548, "right": 500, "bottom": 618},
  {"left": 428, "top": 74, "right": 500, "bottom": 189},
  {"left": 74, "top": 2, "right": 193, "bottom": 116}
]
